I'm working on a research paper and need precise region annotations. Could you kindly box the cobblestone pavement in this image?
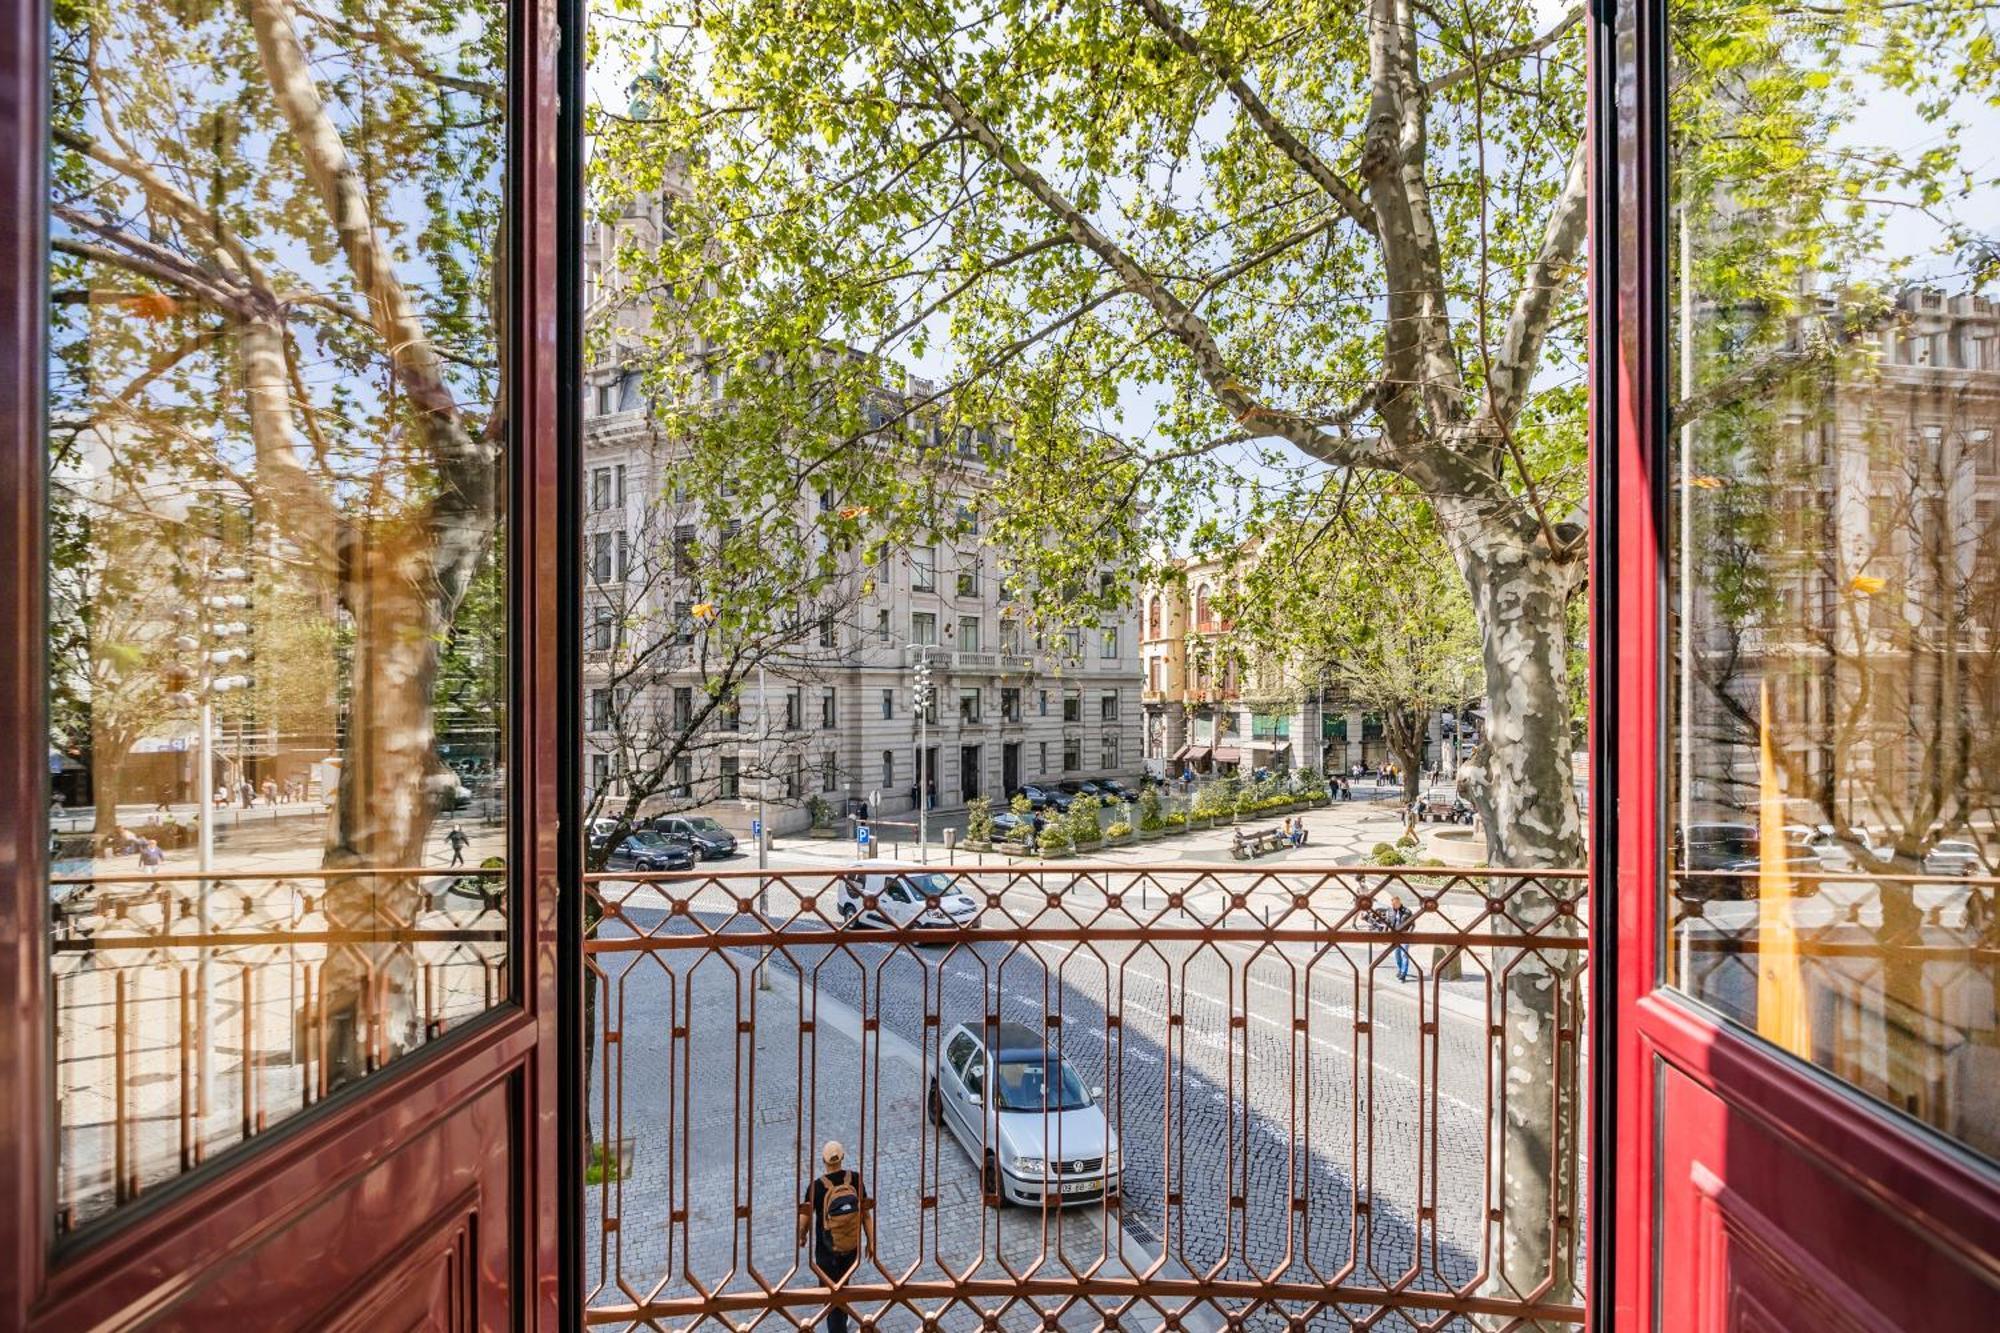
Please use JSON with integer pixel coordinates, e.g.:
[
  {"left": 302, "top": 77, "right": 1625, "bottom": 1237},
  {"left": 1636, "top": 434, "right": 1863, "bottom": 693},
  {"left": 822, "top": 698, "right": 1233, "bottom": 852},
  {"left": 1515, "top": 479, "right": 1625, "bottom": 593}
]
[{"left": 582, "top": 868, "right": 1570, "bottom": 1331}]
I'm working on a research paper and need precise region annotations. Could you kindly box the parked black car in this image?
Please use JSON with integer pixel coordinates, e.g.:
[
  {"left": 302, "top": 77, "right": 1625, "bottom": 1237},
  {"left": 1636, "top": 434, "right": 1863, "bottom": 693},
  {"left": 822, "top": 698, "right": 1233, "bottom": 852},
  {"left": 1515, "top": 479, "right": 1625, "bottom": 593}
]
[
  {"left": 1096, "top": 779, "right": 1140, "bottom": 802},
  {"left": 648, "top": 814, "right": 740, "bottom": 860},
  {"left": 603, "top": 831, "right": 696, "bottom": 873},
  {"left": 1015, "top": 784, "right": 1073, "bottom": 812},
  {"left": 990, "top": 810, "right": 1040, "bottom": 844}
]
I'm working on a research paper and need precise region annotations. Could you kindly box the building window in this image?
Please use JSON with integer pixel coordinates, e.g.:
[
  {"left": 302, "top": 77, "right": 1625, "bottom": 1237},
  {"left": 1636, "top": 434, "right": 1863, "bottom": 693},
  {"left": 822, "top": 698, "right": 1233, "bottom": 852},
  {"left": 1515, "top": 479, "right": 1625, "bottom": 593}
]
[
  {"left": 1064, "top": 627, "right": 1083, "bottom": 660},
  {"left": 1039, "top": 690, "right": 1049, "bottom": 717},
  {"left": 1195, "top": 584, "right": 1212, "bottom": 629},
  {"left": 616, "top": 530, "right": 630, "bottom": 581},
  {"left": 591, "top": 751, "right": 610, "bottom": 793},
  {"left": 881, "top": 750, "right": 895, "bottom": 790},
  {"left": 719, "top": 755, "right": 740, "bottom": 799},
  {"left": 821, "top": 687, "right": 837, "bottom": 729},
  {"left": 784, "top": 689, "right": 802, "bottom": 732},
  {"left": 881, "top": 688, "right": 894, "bottom": 720},
  {"left": 589, "top": 688, "right": 611, "bottom": 733},
  {"left": 1039, "top": 741, "right": 1049, "bottom": 774},
  {"left": 1001, "top": 687, "right": 1021, "bottom": 722},
  {"left": 591, "top": 531, "right": 613, "bottom": 583},
  {"left": 1101, "top": 628, "right": 1118, "bottom": 658},
  {"left": 672, "top": 757, "right": 692, "bottom": 798},
  {"left": 912, "top": 545, "right": 936, "bottom": 592},
  {"left": 616, "top": 464, "right": 626, "bottom": 505},
  {"left": 592, "top": 467, "right": 612, "bottom": 511},
  {"left": 958, "top": 616, "right": 981, "bottom": 652},
  {"left": 785, "top": 755, "right": 802, "bottom": 800},
  {"left": 1100, "top": 735, "right": 1118, "bottom": 771},
  {"left": 673, "top": 524, "right": 698, "bottom": 577},
  {"left": 1063, "top": 692, "right": 1082, "bottom": 723},
  {"left": 1062, "top": 739, "right": 1081, "bottom": 772},
  {"left": 999, "top": 617, "right": 1020, "bottom": 654},
  {"left": 959, "top": 688, "right": 982, "bottom": 724},
  {"left": 595, "top": 382, "right": 613, "bottom": 416},
  {"left": 1148, "top": 596, "right": 1162, "bottom": 638},
  {"left": 673, "top": 601, "right": 695, "bottom": 646},
  {"left": 1148, "top": 658, "right": 1161, "bottom": 693},
  {"left": 673, "top": 686, "right": 693, "bottom": 730},
  {"left": 591, "top": 605, "right": 614, "bottom": 652},
  {"left": 1100, "top": 691, "right": 1119, "bottom": 722},
  {"left": 720, "top": 692, "right": 741, "bottom": 732},
  {"left": 822, "top": 752, "right": 838, "bottom": 792},
  {"left": 956, "top": 559, "right": 978, "bottom": 598},
  {"left": 819, "top": 615, "right": 836, "bottom": 648},
  {"left": 877, "top": 609, "right": 891, "bottom": 643},
  {"left": 912, "top": 611, "right": 937, "bottom": 645}
]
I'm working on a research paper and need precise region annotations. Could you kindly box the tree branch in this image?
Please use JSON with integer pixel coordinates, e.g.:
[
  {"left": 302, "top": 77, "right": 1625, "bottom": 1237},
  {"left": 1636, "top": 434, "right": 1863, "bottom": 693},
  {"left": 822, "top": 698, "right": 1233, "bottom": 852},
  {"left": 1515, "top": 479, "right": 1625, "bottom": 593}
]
[
  {"left": 1423, "top": 7, "right": 1583, "bottom": 96},
  {"left": 910, "top": 53, "right": 1381, "bottom": 475},
  {"left": 1131, "top": 0, "right": 1375, "bottom": 235},
  {"left": 1486, "top": 140, "right": 1586, "bottom": 429}
]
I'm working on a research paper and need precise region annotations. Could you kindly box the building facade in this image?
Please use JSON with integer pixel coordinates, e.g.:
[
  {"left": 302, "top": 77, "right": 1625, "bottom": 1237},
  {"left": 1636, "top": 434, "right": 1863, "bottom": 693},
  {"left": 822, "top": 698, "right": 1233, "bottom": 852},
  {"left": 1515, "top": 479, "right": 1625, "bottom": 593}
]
[{"left": 582, "top": 203, "right": 1143, "bottom": 832}]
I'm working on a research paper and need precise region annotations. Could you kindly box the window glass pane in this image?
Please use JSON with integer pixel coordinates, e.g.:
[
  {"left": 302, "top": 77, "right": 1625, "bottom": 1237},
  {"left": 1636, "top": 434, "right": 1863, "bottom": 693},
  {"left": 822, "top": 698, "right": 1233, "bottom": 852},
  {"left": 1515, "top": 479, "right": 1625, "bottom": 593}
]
[
  {"left": 1666, "top": 0, "right": 1996, "bottom": 1159},
  {"left": 47, "top": 0, "right": 509, "bottom": 1232}
]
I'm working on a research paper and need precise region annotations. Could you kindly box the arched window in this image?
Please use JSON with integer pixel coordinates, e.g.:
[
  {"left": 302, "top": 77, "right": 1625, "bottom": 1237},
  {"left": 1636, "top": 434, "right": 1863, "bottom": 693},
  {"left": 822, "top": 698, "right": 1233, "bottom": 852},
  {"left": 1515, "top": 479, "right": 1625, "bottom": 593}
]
[
  {"left": 1148, "top": 596, "right": 1162, "bottom": 638},
  {"left": 1194, "top": 584, "right": 1212, "bottom": 630}
]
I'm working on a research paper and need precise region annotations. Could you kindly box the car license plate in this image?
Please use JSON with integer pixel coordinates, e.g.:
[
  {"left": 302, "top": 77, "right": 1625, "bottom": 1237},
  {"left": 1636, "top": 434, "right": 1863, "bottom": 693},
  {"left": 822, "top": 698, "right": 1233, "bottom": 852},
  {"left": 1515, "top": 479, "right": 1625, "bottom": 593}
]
[{"left": 1060, "top": 1180, "right": 1098, "bottom": 1194}]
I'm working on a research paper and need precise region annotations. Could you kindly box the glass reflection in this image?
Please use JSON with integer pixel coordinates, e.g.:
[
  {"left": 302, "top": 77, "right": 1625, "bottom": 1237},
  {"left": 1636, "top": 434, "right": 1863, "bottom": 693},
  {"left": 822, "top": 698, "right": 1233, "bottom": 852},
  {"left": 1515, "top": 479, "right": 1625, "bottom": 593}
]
[
  {"left": 1667, "top": 0, "right": 1999, "bottom": 1157},
  {"left": 47, "top": 0, "right": 508, "bottom": 1231}
]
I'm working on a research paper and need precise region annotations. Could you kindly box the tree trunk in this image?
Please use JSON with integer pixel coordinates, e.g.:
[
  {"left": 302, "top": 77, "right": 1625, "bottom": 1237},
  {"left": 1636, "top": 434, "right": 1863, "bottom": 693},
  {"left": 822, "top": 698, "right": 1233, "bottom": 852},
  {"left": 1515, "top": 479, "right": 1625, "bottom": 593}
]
[
  {"left": 1439, "top": 506, "right": 1585, "bottom": 1322},
  {"left": 319, "top": 519, "right": 446, "bottom": 1089},
  {"left": 1384, "top": 706, "right": 1427, "bottom": 804}
]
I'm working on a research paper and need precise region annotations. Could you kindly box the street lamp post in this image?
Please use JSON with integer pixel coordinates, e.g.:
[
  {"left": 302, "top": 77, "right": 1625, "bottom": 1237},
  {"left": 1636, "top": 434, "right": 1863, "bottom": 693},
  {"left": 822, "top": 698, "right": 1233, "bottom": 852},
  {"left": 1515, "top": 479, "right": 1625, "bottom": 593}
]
[
  {"left": 913, "top": 649, "right": 933, "bottom": 864},
  {"left": 169, "top": 556, "right": 253, "bottom": 1143},
  {"left": 756, "top": 663, "right": 769, "bottom": 871}
]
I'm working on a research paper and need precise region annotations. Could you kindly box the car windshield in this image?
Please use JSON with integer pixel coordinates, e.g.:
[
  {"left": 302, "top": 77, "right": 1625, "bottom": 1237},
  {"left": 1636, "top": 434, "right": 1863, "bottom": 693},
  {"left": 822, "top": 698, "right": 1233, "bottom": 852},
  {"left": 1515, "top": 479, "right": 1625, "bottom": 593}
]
[
  {"left": 993, "top": 1058, "right": 1092, "bottom": 1111},
  {"left": 686, "top": 817, "right": 722, "bottom": 832},
  {"left": 903, "top": 873, "right": 957, "bottom": 897},
  {"left": 626, "top": 832, "right": 668, "bottom": 847}
]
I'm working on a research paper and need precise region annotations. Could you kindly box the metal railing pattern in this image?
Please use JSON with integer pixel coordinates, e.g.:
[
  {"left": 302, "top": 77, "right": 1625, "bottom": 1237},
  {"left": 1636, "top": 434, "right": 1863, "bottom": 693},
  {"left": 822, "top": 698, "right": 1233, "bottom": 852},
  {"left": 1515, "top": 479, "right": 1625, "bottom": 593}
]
[
  {"left": 583, "top": 864, "right": 1589, "bottom": 1331},
  {"left": 49, "top": 866, "right": 508, "bottom": 1233}
]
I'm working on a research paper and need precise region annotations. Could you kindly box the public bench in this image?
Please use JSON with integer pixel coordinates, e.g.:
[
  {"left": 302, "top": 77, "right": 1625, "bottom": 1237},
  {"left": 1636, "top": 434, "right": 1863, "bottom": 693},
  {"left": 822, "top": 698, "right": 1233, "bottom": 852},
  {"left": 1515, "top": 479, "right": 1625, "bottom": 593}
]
[{"left": 1229, "top": 826, "right": 1290, "bottom": 859}]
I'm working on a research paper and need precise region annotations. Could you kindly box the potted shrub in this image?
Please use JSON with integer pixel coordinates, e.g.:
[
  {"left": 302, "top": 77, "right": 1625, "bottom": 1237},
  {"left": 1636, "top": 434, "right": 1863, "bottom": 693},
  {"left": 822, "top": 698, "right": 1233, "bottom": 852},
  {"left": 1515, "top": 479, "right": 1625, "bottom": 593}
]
[
  {"left": 1005, "top": 820, "right": 1037, "bottom": 854},
  {"left": 1067, "top": 794, "right": 1102, "bottom": 848},
  {"left": 965, "top": 795, "right": 994, "bottom": 849},
  {"left": 1104, "top": 819, "right": 1133, "bottom": 844},
  {"left": 1137, "top": 787, "right": 1164, "bottom": 839},
  {"left": 1038, "top": 823, "right": 1073, "bottom": 858},
  {"left": 805, "top": 794, "right": 838, "bottom": 838}
]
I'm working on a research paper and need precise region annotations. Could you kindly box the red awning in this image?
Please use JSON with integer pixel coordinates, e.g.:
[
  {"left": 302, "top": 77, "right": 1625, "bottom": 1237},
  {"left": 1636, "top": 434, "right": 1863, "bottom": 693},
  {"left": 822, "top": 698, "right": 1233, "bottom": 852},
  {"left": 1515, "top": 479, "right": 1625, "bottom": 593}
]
[{"left": 1210, "top": 745, "right": 1241, "bottom": 765}]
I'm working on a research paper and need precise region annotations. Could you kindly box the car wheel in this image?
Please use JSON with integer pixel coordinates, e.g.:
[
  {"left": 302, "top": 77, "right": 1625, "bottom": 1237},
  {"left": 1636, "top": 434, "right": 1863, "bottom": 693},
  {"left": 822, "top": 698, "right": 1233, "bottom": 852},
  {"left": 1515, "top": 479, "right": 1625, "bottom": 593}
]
[{"left": 928, "top": 1082, "right": 944, "bottom": 1127}]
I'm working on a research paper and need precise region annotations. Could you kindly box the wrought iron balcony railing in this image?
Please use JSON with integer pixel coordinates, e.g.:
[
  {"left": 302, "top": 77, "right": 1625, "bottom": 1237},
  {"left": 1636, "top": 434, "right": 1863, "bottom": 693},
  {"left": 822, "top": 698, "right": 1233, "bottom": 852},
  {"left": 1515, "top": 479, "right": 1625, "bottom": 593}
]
[{"left": 581, "top": 864, "right": 1590, "bottom": 1330}]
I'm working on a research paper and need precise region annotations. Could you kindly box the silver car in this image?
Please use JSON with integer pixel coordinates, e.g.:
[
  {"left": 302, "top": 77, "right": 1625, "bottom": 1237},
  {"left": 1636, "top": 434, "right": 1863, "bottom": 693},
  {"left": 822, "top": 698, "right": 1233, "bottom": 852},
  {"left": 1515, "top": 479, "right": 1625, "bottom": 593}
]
[{"left": 929, "top": 1021, "right": 1119, "bottom": 1206}]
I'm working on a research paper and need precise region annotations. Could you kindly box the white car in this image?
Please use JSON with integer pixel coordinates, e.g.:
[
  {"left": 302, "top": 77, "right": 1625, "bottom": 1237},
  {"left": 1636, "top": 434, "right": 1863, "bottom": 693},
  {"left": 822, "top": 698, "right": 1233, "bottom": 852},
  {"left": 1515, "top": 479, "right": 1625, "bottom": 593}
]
[
  {"left": 1923, "top": 840, "right": 1983, "bottom": 877},
  {"left": 929, "top": 1021, "right": 1119, "bottom": 1206},
  {"left": 834, "top": 863, "right": 980, "bottom": 930}
]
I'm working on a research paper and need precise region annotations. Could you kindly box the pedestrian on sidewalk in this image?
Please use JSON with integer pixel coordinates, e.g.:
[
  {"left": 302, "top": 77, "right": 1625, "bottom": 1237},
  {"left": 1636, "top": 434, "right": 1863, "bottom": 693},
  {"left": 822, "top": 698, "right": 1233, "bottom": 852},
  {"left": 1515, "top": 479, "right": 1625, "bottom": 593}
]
[
  {"left": 1370, "top": 894, "right": 1418, "bottom": 982},
  {"left": 446, "top": 824, "right": 471, "bottom": 867},
  {"left": 138, "top": 838, "right": 164, "bottom": 873},
  {"left": 800, "top": 1140, "right": 875, "bottom": 1333}
]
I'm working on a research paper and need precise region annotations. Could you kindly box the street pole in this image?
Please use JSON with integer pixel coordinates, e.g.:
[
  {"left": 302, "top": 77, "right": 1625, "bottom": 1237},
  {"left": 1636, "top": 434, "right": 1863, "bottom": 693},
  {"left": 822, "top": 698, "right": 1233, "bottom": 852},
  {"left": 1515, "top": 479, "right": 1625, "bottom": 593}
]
[
  {"left": 196, "top": 687, "right": 213, "bottom": 1133},
  {"left": 915, "top": 649, "right": 931, "bottom": 865},
  {"left": 757, "top": 663, "right": 768, "bottom": 871}
]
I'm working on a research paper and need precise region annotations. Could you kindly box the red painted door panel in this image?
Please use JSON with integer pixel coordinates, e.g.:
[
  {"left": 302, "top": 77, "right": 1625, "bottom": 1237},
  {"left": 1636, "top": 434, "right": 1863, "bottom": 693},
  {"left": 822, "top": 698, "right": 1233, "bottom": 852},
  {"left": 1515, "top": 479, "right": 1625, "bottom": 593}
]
[
  {"left": 1602, "top": 0, "right": 2000, "bottom": 1327},
  {"left": 1657, "top": 1064, "right": 1984, "bottom": 1333}
]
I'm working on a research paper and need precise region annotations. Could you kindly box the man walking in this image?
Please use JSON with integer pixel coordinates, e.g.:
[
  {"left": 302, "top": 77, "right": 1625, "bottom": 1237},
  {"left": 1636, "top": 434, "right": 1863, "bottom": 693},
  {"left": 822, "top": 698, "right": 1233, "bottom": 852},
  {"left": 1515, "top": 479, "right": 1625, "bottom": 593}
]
[
  {"left": 799, "top": 1140, "right": 875, "bottom": 1333},
  {"left": 446, "top": 823, "right": 471, "bottom": 867},
  {"left": 1371, "top": 894, "right": 1419, "bottom": 982}
]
